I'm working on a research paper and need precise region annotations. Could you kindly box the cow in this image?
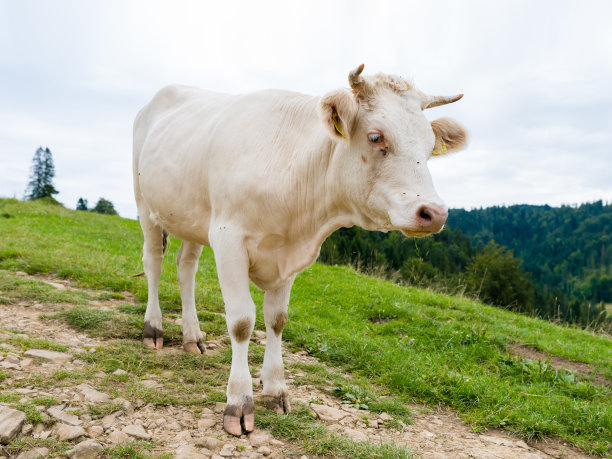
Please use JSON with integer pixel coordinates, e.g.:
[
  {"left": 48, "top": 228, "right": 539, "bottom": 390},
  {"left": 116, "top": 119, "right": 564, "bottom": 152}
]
[{"left": 132, "top": 64, "right": 467, "bottom": 436}]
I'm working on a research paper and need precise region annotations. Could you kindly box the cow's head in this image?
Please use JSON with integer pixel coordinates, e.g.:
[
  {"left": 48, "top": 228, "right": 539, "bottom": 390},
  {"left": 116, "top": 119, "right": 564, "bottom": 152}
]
[{"left": 318, "top": 64, "right": 467, "bottom": 237}]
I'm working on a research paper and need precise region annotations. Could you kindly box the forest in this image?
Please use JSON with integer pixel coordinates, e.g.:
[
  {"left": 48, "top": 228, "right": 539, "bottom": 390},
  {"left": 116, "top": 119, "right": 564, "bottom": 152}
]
[{"left": 319, "top": 201, "right": 612, "bottom": 329}]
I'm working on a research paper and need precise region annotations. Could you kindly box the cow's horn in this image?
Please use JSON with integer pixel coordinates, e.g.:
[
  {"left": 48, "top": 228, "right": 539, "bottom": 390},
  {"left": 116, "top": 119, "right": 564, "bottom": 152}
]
[
  {"left": 349, "top": 64, "right": 366, "bottom": 93},
  {"left": 422, "top": 94, "right": 464, "bottom": 110}
]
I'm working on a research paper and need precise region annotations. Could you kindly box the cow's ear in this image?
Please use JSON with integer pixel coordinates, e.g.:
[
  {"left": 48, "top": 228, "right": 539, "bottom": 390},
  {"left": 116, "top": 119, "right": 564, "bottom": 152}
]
[
  {"left": 318, "top": 89, "right": 358, "bottom": 141},
  {"left": 430, "top": 117, "right": 467, "bottom": 156}
]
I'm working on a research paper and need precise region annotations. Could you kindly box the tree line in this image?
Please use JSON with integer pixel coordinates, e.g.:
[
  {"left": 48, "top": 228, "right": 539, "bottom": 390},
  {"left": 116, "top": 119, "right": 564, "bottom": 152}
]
[
  {"left": 25, "top": 146, "right": 118, "bottom": 215},
  {"left": 320, "top": 202, "right": 611, "bottom": 329}
]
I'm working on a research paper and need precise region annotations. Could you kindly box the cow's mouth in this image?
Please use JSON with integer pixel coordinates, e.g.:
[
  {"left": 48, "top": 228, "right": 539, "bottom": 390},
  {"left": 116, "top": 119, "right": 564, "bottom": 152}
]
[{"left": 400, "top": 229, "right": 435, "bottom": 238}]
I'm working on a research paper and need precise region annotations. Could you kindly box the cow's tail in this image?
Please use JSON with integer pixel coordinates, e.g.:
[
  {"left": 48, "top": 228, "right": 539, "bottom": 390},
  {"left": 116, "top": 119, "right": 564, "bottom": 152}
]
[{"left": 129, "top": 229, "right": 169, "bottom": 278}]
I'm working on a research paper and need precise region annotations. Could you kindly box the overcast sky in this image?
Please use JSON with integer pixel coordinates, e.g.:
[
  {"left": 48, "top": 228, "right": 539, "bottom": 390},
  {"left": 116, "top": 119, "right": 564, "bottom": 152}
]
[{"left": 1, "top": 0, "right": 611, "bottom": 219}]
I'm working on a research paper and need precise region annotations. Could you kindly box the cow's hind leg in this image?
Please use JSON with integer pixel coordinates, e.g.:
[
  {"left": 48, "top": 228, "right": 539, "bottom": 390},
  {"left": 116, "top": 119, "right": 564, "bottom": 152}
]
[
  {"left": 140, "top": 214, "right": 167, "bottom": 350},
  {"left": 261, "top": 276, "right": 295, "bottom": 414},
  {"left": 209, "top": 227, "right": 256, "bottom": 436},
  {"left": 176, "top": 240, "right": 205, "bottom": 354}
]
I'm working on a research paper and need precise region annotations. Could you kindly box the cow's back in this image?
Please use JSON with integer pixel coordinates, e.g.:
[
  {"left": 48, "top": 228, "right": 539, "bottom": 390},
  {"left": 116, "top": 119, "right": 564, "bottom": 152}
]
[{"left": 133, "top": 85, "right": 324, "bottom": 248}]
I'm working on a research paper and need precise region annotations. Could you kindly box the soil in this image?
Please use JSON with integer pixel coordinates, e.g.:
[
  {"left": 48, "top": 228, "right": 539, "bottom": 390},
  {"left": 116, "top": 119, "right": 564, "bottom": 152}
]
[{"left": 0, "top": 274, "right": 594, "bottom": 458}]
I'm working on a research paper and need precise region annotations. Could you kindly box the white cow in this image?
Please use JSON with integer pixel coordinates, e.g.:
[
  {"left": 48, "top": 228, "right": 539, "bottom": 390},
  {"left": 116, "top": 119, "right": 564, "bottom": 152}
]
[{"left": 133, "top": 65, "right": 466, "bottom": 435}]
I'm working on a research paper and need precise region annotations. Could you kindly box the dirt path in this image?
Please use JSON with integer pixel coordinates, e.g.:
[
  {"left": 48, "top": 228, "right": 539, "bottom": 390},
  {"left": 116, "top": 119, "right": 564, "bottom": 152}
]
[{"left": 0, "top": 275, "right": 591, "bottom": 458}]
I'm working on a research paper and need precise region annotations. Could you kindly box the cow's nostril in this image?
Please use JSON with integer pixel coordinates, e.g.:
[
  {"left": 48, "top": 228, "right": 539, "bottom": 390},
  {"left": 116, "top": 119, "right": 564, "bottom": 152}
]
[{"left": 419, "top": 207, "right": 432, "bottom": 223}]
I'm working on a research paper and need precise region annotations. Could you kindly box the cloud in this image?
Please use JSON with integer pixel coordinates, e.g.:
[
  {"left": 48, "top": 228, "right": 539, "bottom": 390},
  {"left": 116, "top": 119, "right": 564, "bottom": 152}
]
[{"left": 1, "top": 0, "right": 611, "bottom": 220}]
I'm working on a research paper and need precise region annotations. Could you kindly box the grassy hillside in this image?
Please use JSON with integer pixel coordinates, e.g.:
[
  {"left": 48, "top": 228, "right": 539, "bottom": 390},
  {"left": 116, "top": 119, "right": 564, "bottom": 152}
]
[{"left": 0, "top": 198, "right": 610, "bottom": 455}]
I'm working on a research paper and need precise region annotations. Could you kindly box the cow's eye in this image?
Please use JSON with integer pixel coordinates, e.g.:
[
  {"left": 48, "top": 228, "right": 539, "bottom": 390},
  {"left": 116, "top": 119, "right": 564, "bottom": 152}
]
[{"left": 368, "top": 133, "right": 384, "bottom": 144}]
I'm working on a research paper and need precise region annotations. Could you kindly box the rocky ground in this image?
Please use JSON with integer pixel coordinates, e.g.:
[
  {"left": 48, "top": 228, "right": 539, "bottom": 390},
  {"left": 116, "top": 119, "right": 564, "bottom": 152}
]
[{"left": 0, "top": 273, "right": 592, "bottom": 458}]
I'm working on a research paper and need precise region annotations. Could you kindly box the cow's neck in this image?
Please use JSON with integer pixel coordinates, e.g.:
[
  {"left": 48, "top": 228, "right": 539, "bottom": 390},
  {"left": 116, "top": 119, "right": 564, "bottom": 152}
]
[{"left": 273, "top": 135, "right": 367, "bottom": 282}]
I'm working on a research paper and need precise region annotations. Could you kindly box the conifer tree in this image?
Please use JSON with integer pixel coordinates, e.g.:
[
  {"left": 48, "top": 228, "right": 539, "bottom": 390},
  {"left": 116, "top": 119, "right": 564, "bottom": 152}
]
[
  {"left": 76, "top": 197, "right": 88, "bottom": 211},
  {"left": 25, "top": 147, "right": 59, "bottom": 200}
]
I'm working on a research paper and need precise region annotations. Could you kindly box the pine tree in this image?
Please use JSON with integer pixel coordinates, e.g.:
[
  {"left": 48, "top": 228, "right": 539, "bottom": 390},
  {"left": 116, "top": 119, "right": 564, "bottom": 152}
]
[
  {"left": 76, "top": 198, "right": 88, "bottom": 211},
  {"left": 25, "top": 147, "right": 59, "bottom": 200}
]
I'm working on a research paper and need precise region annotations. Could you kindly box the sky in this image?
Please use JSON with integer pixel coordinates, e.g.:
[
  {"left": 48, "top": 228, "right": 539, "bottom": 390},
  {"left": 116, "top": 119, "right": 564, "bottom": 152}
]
[{"left": 1, "top": 0, "right": 611, "bottom": 219}]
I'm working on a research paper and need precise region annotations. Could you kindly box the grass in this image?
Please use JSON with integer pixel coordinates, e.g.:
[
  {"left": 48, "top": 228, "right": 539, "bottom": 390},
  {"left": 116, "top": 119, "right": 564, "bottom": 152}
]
[
  {"left": 256, "top": 402, "right": 414, "bottom": 458},
  {"left": 5, "top": 335, "right": 69, "bottom": 353},
  {"left": 0, "top": 197, "right": 611, "bottom": 455}
]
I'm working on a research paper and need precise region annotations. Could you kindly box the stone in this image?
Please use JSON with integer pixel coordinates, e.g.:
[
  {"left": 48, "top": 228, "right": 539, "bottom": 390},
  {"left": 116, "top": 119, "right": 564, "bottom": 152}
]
[
  {"left": 257, "top": 446, "right": 272, "bottom": 456},
  {"left": 0, "top": 362, "right": 20, "bottom": 370},
  {"left": 101, "top": 413, "right": 117, "bottom": 430},
  {"left": 47, "top": 407, "right": 82, "bottom": 426},
  {"left": 343, "top": 427, "right": 368, "bottom": 442},
  {"left": 0, "top": 406, "right": 26, "bottom": 443},
  {"left": 108, "top": 430, "right": 131, "bottom": 444},
  {"left": 76, "top": 384, "right": 110, "bottom": 403},
  {"left": 174, "top": 430, "right": 192, "bottom": 443},
  {"left": 198, "top": 417, "right": 217, "bottom": 429},
  {"left": 16, "top": 447, "right": 49, "bottom": 459},
  {"left": 56, "top": 423, "right": 86, "bottom": 441},
  {"left": 219, "top": 450, "right": 234, "bottom": 458},
  {"left": 113, "top": 397, "right": 133, "bottom": 414},
  {"left": 175, "top": 445, "right": 209, "bottom": 459},
  {"left": 214, "top": 402, "right": 226, "bottom": 413},
  {"left": 310, "top": 404, "right": 348, "bottom": 422},
  {"left": 88, "top": 425, "right": 104, "bottom": 437},
  {"left": 6, "top": 353, "right": 20, "bottom": 364},
  {"left": 269, "top": 439, "right": 284, "bottom": 446},
  {"left": 248, "top": 431, "right": 272, "bottom": 447},
  {"left": 21, "top": 423, "right": 33, "bottom": 435},
  {"left": 195, "top": 436, "right": 224, "bottom": 450},
  {"left": 66, "top": 440, "right": 103, "bottom": 459},
  {"left": 113, "top": 369, "right": 128, "bottom": 376},
  {"left": 140, "top": 379, "right": 159, "bottom": 388},
  {"left": 122, "top": 424, "right": 151, "bottom": 440},
  {"left": 23, "top": 349, "right": 72, "bottom": 364}
]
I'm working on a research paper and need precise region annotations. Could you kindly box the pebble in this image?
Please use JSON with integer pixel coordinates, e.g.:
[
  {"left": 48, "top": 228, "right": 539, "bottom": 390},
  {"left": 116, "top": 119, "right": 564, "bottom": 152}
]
[
  {"left": 15, "top": 447, "right": 49, "bottom": 459},
  {"left": 66, "top": 440, "right": 103, "bottom": 459},
  {"left": 6, "top": 353, "right": 20, "bottom": 364},
  {"left": 174, "top": 430, "right": 192, "bottom": 443},
  {"left": 108, "top": 430, "right": 130, "bottom": 444},
  {"left": 0, "top": 406, "right": 26, "bottom": 443},
  {"left": 257, "top": 446, "right": 272, "bottom": 456},
  {"left": 248, "top": 431, "right": 272, "bottom": 447},
  {"left": 113, "top": 369, "right": 128, "bottom": 376},
  {"left": 56, "top": 423, "right": 86, "bottom": 441},
  {"left": 195, "top": 436, "right": 224, "bottom": 450},
  {"left": 47, "top": 406, "right": 82, "bottom": 426},
  {"left": 310, "top": 404, "right": 348, "bottom": 422},
  {"left": 76, "top": 383, "right": 110, "bottom": 403},
  {"left": 174, "top": 445, "right": 209, "bottom": 459},
  {"left": 214, "top": 402, "right": 226, "bottom": 413},
  {"left": 198, "top": 417, "right": 217, "bottom": 429},
  {"left": 219, "top": 450, "right": 234, "bottom": 458},
  {"left": 123, "top": 424, "right": 152, "bottom": 440},
  {"left": 88, "top": 425, "right": 104, "bottom": 437},
  {"left": 23, "top": 349, "right": 72, "bottom": 364}
]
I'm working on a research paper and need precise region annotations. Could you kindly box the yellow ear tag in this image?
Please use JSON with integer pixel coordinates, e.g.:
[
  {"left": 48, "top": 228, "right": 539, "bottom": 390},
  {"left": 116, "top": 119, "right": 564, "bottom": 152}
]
[
  {"left": 433, "top": 141, "right": 447, "bottom": 156},
  {"left": 332, "top": 112, "right": 346, "bottom": 138}
]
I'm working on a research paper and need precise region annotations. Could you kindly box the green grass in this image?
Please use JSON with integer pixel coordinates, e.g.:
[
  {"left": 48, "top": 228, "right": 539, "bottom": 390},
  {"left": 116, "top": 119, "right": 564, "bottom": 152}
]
[
  {"left": 0, "top": 269, "right": 90, "bottom": 305},
  {"left": 6, "top": 335, "right": 69, "bottom": 353},
  {"left": 257, "top": 403, "right": 414, "bottom": 458},
  {"left": 0, "top": 197, "right": 611, "bottom": 455}
]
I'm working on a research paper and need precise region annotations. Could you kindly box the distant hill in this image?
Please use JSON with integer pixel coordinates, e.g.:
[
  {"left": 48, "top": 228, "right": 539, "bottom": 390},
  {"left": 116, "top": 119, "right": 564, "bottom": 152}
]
[
  {"left": 320, "top": 201, "right": 612, "bottom": 329},
  {"left": 449, "top": 201, "right": 612, "bottom": 321}
]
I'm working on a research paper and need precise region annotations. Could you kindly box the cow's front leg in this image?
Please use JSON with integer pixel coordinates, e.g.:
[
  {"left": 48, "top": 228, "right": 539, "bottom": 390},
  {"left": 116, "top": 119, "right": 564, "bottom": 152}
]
[
  {"left": 210, "top": 227, "right": 255, "bottom": 436},
  {"left": 261, "top": 276, "right": 295, "bottom": 414},
  {"left": 176, "top": 241, "right": 206, "bottom": 353}
]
